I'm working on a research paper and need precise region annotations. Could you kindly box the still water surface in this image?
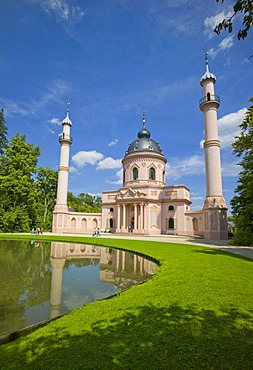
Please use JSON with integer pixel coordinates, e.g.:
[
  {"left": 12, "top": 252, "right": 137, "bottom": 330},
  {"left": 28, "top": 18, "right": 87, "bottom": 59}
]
[{"left": 0, "top": 240, "right": 157, "bottom": 337}]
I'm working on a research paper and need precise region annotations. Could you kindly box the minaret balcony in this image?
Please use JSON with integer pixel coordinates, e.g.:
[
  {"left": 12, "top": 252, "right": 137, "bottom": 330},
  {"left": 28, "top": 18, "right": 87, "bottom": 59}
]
[
  {"left": 199, "top": 94, "right": 220, "bottom": 109},
  {"left": 59, "top": 133, "right": 73, "bottom": 144}
]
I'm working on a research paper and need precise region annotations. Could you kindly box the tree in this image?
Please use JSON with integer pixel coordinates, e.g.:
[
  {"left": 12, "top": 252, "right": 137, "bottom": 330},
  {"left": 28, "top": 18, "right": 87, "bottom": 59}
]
[
  {"left": 67, "top": 192, "right": 102, "bottom": 213},
  {"left": 214, "top": 0, "right": 253, "bottom": 40},
  {"left": 35, "top": 167, "right": 58, "bottom": 229},
  {"left": 0, "top": 134, "right": 40, "bottom": 232},
  {"left": 0, "top": 109, "right": 8, "bottom": 155},
  {"left": 230, "top": 98, "right": 253, "bottom": 246}
]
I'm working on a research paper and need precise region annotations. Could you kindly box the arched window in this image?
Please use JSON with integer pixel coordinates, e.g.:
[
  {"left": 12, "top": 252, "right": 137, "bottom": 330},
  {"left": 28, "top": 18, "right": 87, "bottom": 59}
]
[
  {"left": 149, "top": 167, "right": 155, "bottom": 180},
  {"left": 110, "top": 208, "right": 114, "bottom": 213},
  {"left": 81, "top": 218, "right": 87, "bottom": 231},
  {"left": 109, "top": 218, "right": 114, "bottom": 228},
  {"left": 133, "top": 167, "right": 138, "bottom": 180},
  {"left": 168, "top": 218, "right": 174, "bottom": 229},
  {"left": 168, "top": 205, "right": 174, "bottom": 211},
  {"left": 207, "top": 92, "right": 211, "bottom": 101},
  {"left": 71, "top": 218, "right": 76, "bottom": 230}
]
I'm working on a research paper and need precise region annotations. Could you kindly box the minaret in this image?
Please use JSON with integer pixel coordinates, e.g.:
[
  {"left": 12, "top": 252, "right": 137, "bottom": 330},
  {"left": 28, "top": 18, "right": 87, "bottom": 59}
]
[
  {"left": 199, "top": 53, "right": 228, "bottom": 240},
  {"left": 52, "top": 103, "right": 73, "bottom": 233}
]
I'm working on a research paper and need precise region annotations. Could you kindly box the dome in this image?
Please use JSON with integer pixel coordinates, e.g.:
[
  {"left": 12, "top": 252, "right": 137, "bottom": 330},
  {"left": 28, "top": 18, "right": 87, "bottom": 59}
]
[
  {"left": 200, "top": 70, "right": 216, "bottom": 83},
  {"left": 125, "top": 115, "right": 163, "bottom": 156},
  {"left": 62, "top": 114, "right": 72, "bottom": 126},
  {"left": 138, "top": 127, "right": 151, "bottom": 139}
]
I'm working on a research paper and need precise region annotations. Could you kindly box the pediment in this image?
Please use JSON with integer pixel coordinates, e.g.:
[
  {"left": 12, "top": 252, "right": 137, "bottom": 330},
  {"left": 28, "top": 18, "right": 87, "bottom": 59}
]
[{"left": 116, "top": 188, "right": 147, "bottom": 200}]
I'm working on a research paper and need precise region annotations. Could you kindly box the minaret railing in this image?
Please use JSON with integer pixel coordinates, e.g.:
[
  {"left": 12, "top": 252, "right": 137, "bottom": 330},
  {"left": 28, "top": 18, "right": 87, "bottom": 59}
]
[
  {"left": 58, "top": 133, "right": 73, "bottom": 143},
  {"left": 199, "top": 94, "right": 220, "bottom": 107}
]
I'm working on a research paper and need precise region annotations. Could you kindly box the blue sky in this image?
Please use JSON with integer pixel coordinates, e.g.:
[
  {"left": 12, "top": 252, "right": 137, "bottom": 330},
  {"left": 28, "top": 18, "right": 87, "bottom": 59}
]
[{"left": 1, "top": 0, "right": 252, "bottom": 214}]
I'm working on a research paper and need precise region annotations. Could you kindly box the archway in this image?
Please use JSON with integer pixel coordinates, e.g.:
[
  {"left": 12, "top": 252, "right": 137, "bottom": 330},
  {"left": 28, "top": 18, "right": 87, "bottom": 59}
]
[
  {"left": 168, "top": 218, "right": 174, "bottom": 229},
  {"left": 192, "top": 217, "right": 198, "bottom": 232},
  {"left": 131, "top": 216, "right": 134, "bottom": 231}
]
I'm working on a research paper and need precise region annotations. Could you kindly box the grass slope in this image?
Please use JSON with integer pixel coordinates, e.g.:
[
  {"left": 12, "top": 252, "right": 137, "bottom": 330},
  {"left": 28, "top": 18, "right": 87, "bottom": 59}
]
[{"left": 0, "top": 234, "right": 253, "bottom": 369}]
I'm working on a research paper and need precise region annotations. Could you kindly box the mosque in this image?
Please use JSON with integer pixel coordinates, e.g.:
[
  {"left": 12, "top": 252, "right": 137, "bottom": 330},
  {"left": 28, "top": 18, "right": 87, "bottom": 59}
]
[{"left": 52, "top": 55, "right": 228, "bottom": 240}]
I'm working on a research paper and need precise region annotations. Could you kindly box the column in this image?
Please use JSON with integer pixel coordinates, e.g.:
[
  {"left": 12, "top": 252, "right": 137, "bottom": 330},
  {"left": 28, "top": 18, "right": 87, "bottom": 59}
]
[
  {"left": 117, "top": 204, "right": 121, "bottom": 232},
  {"left": 122, "top": 251, "right": 126, "bottom": 271},
  {"left": 140, "top": 203, "right": 144, "bottom": 232},
  {"left": 123, "top": 204, "right": 126, "bottom": 231},
  {"left": 134, "top": 203, "right": 138, "bottom": 232}
]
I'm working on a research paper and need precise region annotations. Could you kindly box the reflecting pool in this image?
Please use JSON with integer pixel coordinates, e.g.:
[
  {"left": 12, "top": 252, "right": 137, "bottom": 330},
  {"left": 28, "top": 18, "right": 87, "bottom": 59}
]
[{"left": 0, "top": 240, "right": 157, "bottom": 337}]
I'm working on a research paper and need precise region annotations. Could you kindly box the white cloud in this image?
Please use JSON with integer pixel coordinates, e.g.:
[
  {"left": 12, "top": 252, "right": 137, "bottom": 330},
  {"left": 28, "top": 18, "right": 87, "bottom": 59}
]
[
  {"left": 48, "top": 128, "right": 55, "bottom": 134},
  {"left": 0, "top": 97, "right": 31, "bottom": 117},
  {"left": 69, "top": 166, "right": 77, "bottom": 173},
  {"left": 166, "top": 154, "right": 204, "bottom": 181},
  {"left": 191, "top": 196, "right": 204, "bottom": 201},
  {"left": 106, "top": 169, "right": 123, "bottom": 185},
  {"left": 32, "top": 0, "right": 85, "bottom": 22},
  {"left": 72, "top": 150, "right": 122, "bottom": 171},
  {"left": 0, "top": 79, "right": 69, "bottom": 118},
  {"left": 204, "top": 9, "right": 234, "bottom": 39},
  {"left": 199, "top": 108, "right": 247, "bottom": 150},
  {"left": 108, "top": 139, "right": 118, "bottom": 147},
  {"left": 47, "top": 117, "right": 61, "bottom": 125},
  {"left": 72, "top": 151, "right": 103, "bottom": 167},
  {"left": 219, "top": 35, "right": 234, "bottom": 50},
  {"left": 218, "top": 108, "right": 247, "bottom": 149},
  {"left": 208, "top": 35, "right": 234, "bottom": 58},
  {"left": 222, "top": 162, "right": 240, "bottom": 177},
  {"left": 97, "top": 157, "right": 122, "bottom": 170}
]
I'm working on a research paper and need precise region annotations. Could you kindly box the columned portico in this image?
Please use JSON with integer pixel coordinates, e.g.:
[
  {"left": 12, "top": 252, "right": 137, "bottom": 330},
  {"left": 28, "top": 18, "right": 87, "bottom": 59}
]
[{"left": 115, "top": 201, "right": 147, "bottom": 234}]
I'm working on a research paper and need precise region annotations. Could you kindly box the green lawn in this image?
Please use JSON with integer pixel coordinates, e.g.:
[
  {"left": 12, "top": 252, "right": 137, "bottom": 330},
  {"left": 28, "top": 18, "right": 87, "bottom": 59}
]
[{"left": 0, "top": 234, "right": 253, "bottom": 369}]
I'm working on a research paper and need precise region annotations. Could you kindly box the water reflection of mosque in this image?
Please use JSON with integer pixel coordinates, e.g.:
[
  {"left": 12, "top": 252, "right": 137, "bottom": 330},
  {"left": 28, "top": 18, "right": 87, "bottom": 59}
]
[{"left": 50, "top": 242, "right": 157, "bottom": 319}]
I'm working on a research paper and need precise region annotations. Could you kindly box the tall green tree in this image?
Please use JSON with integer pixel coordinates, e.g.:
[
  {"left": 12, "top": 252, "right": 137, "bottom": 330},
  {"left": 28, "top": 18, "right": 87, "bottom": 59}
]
[
  {"left": 230, "top": 98, "right": 253, "bottom": 246},
  {"left": 67, "top": 192, "right": 102, "bottom": 213},
  {"left": 214, "top": 0, "right": 253, "bottom": 40},
  {"left": 0, "top": 134, "right": 40, "bottom": 232},
  {"left": 0, "top": 109, "right": 8, "bottom": 155},
  {"left": 35, "top": 167, "right": 58, "bottom": 229}
]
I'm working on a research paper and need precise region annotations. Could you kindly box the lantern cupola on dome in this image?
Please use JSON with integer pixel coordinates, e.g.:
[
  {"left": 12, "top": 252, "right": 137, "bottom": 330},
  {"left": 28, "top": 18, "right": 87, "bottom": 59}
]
[{"left": 125, "top": 113, "right": 163, "bottom": 156}]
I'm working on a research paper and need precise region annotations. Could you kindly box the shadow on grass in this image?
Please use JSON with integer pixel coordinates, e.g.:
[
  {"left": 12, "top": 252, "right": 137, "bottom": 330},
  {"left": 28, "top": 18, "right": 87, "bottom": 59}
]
[
  {"left": 193, "top": 247, "right": 253, "bottom": 262},
  {"left": 1, "top": 304, "right": 253, "bottom": 370}
]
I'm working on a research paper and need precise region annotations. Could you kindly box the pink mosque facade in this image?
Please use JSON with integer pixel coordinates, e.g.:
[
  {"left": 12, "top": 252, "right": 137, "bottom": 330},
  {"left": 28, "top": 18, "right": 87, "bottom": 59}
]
[{"left": 52, "top": 56, "right": 228, "bottom": 240}]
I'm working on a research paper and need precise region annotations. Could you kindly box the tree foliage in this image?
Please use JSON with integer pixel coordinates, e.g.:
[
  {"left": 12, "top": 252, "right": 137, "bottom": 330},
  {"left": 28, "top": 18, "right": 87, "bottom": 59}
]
[
  {"left": 230, "top": 98, "right": 253, "bottom": 245},
  {"left": 35, "top": 167, "right": 58, "bottom": 230},
  {"left": 0, "top": 134, "right": 40, "bottom": 232},
  {"left": 0, "top": 109, "right": 8, "bottom": 155},
  {"left": 67, "top": 192, "right": 102, "bottom": 213},
  {"left": 214, "top": 0, "right": 253, "bottom": 40}
]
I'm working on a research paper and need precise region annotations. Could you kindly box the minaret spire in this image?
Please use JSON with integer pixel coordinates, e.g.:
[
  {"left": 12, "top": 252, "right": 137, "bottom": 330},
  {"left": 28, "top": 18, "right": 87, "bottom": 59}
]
[
  {"left": 62, "top": 101, "right": 72, "bottom": 126},
  {"left": 204, "top": 52, "right": 209, "bottom": 73},
  {"left": 142, "top": 112, "right": 146, "bottom": 128},
  {"left": 200, "top": 52, "right": 216, "bottom": 83}
]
